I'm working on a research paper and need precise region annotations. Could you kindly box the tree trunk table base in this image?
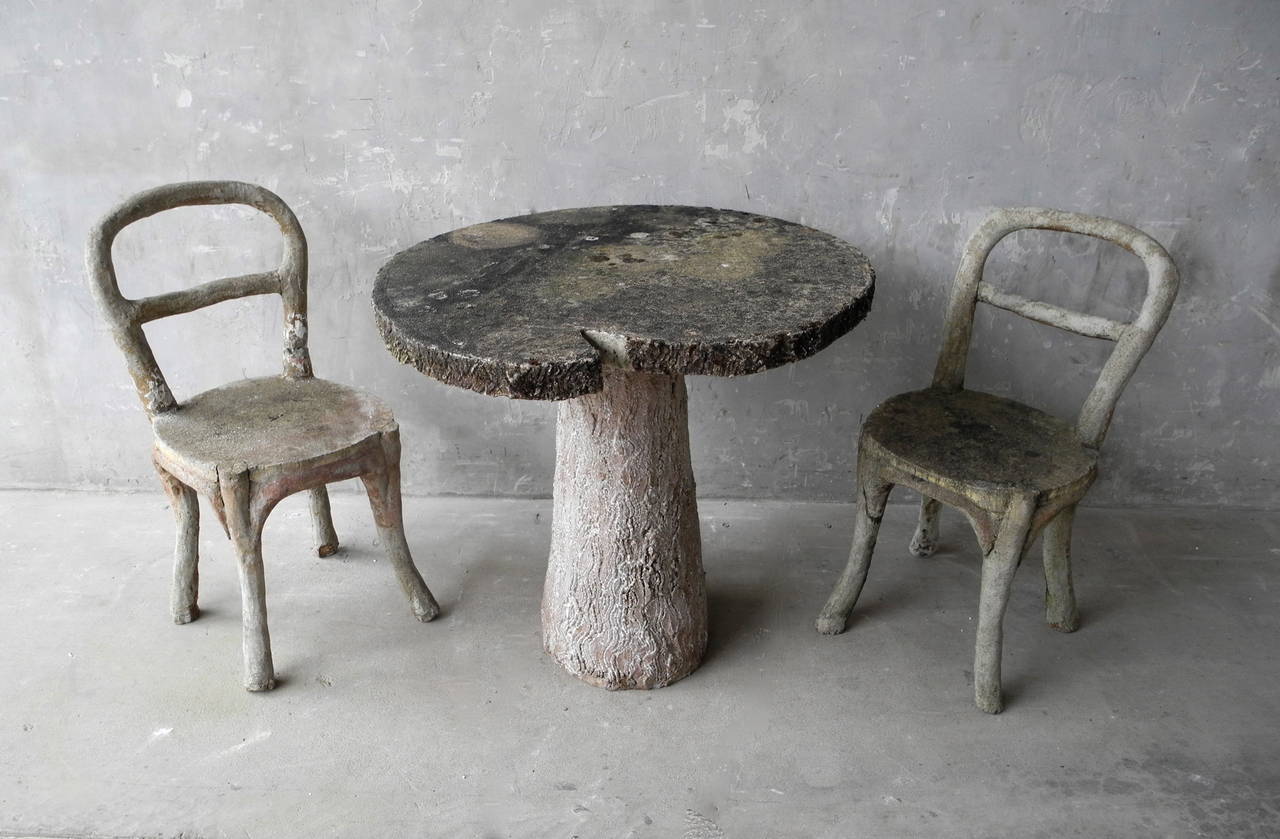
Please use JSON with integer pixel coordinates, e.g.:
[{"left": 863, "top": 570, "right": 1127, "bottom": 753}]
[
  {"left": 374, "top": 205, "right": 876, "bottom": 690},
  {"left": 542, "top": 367, "right": 707, "bottom": 689}
]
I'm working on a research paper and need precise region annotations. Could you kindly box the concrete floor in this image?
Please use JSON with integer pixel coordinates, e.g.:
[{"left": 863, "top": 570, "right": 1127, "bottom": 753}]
[{"left": 1, "top": 490, "right": 1277, "bottom": 838}]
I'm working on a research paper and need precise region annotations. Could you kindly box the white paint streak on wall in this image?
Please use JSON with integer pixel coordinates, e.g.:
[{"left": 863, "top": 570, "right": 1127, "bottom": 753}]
[
  {"left": 876, "top": 187, "right": 899, "bottom": 233},
  {"left": 722, "top": 98, "right": 767, "bottom": 155}
]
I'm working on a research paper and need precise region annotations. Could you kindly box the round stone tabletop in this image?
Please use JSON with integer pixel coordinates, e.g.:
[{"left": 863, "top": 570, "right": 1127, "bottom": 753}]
[{"left": 373, "top": 205, "right": 875, "bottom": 400}]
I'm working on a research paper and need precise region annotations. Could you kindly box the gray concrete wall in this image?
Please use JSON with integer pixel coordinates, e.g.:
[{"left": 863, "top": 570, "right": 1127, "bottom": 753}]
[{"left": 2, "top": 0, "right": 1277, "bottom": 507}]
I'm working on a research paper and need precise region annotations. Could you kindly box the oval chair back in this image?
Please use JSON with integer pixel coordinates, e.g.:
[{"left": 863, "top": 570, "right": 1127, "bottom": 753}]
[
  {"left": 86, "top": 180, "right": 312, "bottom": 419},
  {"left": 931, "top": 208, "right": 1179, "bottom": 448}
]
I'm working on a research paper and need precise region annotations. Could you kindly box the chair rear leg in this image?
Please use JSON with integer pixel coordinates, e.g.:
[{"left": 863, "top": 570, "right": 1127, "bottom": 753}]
[
  {"left": 156, "top": 465, "right": 200, "bottom": 624},
  {"left": 816, "top": 460, "right": 893, "bottom": 635},
  {"left": 309, "top": 486, "right": 340, "bottom": 557},
  {"left": 361, "top": 429, "right": 440, "bottom": 622},
  {"left": 221, "top": 471, "right": 275, "bottom": 692},
  {"left": 973, "top": 496, "right": 1036, "bottom": 713},
  {"left": 908, "top": 496, "right": 942, "bottom": 557},
  {"left": 1042, "top": 504, "right": 1081, "bottom": 632}
]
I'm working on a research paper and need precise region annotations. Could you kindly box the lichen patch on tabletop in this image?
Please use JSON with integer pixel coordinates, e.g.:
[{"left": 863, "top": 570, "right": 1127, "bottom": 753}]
[
  {"left": 373, "top": 205, "right": 875, "bottom": 400},
  {"left": 448, "top": 221, "right": 542, "bottom": 249}
]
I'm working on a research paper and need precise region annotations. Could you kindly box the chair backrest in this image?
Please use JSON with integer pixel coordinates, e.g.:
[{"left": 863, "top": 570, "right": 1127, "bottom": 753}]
[
  {"left": 932, "top": 207, "right": 1179, "bottom": 449},
  {"left": 86, "top": 180, "right": 312, "bottom": 419}
]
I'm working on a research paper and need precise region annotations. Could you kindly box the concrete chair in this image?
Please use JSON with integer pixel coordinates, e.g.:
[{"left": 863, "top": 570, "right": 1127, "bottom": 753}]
[
  {"left": 815, "top": 208, "right": 1178, "bottom": 713},
  {"left": 87, "top": 180, "right": 439, "bottom": 691}
]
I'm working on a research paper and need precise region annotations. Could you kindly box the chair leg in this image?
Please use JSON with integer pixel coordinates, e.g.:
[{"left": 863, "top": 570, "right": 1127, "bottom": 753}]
[
  {"left": 309, "top": 486, "right": 340, "bottom": 557},
  {"left": 973, "top": 496, "right": 1036, "bottom": 714},
  {"left": 156, "top": 465, "right": 200, "bottom": 624},
  {"left": 221, "top": 471, "right": 275, "bottom": 692},
  {"left": 1043, "top": 504, "right": 1081, "bottom": 633},
  {"left": 908, "top": 496, "right": 942, "bottom": 557},
  {"left": 360, "top": 429, "right": 440, "bottom": 622},
  {"left": 816, "top": 459, "right": 893, "bottom": 635}
]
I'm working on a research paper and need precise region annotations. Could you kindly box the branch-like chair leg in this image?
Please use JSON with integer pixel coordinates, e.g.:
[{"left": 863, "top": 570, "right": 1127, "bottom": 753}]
[
  {"left": 360, "top": 429, "right": 440, "bottom": 622},
  {"left": 156, "top": 466, "right": 200, "bottom": 624},
  {"left": 221, "top": 471, "right": 275, "bottom": 692},
  {"left": 816, "top": 457, "right": 893, "bottom": 635},
  {"left": 309, "top": 486, "right": 340, "bottom": 557},
  {"left": 1042, "top": 504, "right": 1081, "bottom": 633},
  {"left": 908, "top": 496, "right": 943, "bottom": 557},
  {"left": 973, "top": 495, "right": 1036, "bottom": 714}
]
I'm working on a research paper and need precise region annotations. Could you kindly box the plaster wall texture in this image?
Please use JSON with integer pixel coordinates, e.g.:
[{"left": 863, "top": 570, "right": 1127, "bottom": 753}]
[{"left": 2, "top": 0, "right": 1278, "bottom": 506}]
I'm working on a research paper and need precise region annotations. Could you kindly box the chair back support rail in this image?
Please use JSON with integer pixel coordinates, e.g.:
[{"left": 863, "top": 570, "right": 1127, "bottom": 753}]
[
  {"left": 931, "top": 207, "right": 1179, "bottom": 449},
  {"left": 86, "top": 180, "right": 312, "bottom": 419}
]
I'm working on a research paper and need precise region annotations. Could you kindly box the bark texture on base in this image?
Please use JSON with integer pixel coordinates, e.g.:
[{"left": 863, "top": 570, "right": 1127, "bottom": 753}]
[{"left": 543, "top": 368, "right": 706, "bottom": 690}]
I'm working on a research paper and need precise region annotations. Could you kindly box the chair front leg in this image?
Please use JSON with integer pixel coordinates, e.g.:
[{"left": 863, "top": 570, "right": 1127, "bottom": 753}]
[
  {"left": 973, "top": 495, "right": 1036, "bottom": 713},
  {"left": 816, "top": 455, "right": 893, "bottom": 635},
  {"left": 1042, "top": 504, "right": 1081, "bottom": 632},
  {"left": 221, "top": 470, "right": 275, "bottom": 692},
  {"left": 309, "top": 486, "right": 340, "bottom": 557},
  {"left": 155, "top": 464, "right": 200, "bottom": 624},
  {"left": 360, "top": 429, "right": 440, "bottom": 622},
  {"left": 908, "top": 496, "right": 943, "bottom": 557}
]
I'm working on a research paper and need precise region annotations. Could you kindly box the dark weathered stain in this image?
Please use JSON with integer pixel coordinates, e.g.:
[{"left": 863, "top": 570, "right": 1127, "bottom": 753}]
[
  {"left": 864, "top": 387, "right": 1099, "bottom": 494},
  {"left": 373, "top": 205, "right": 875, "bottom": 400}
]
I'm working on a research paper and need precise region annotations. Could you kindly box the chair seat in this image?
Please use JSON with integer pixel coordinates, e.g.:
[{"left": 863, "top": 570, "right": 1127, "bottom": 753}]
[
  {"left": 152, "top": 376, "right": 395, "bottom": 480},
  {"left": 862, "top": 387, "right": 1098, "bottom": 501}
]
